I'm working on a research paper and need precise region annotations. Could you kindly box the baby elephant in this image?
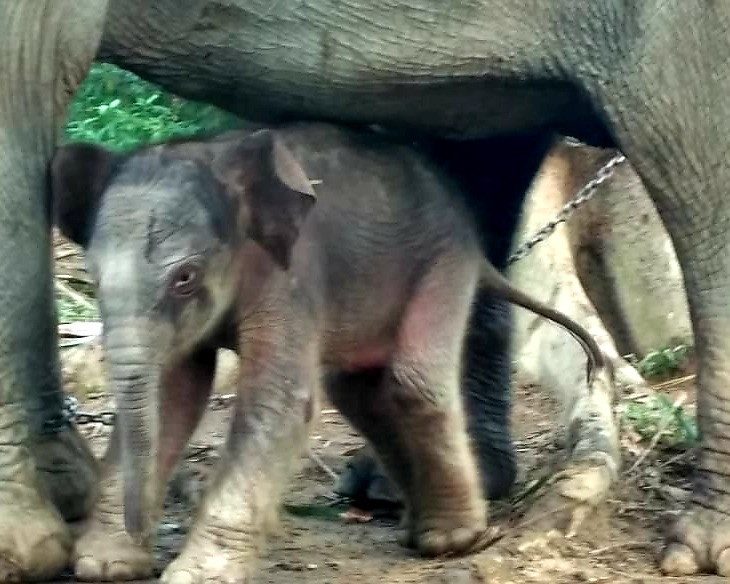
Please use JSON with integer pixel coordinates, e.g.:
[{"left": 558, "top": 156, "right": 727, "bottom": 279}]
[{"left": 52, "top": 123, "right": 607, "bottom": 584}]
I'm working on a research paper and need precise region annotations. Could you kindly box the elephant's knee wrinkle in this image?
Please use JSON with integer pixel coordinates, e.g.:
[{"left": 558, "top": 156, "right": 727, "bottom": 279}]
[{"left": 389, "top": 363, "right": 458, "bottom": 410}]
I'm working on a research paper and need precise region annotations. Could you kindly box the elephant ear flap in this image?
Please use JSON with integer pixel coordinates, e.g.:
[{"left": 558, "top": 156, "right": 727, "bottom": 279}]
[
  {"left": 50, "top": 143, "right": 121, "bottom": 247},
  {"left": 218, "top": 130, "right": 317, "bottom": 269}
]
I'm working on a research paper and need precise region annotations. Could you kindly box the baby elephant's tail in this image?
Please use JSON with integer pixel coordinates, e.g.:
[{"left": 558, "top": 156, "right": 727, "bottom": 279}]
[{"left": 478, "top": 259, "right": 609, "bottom": 387}]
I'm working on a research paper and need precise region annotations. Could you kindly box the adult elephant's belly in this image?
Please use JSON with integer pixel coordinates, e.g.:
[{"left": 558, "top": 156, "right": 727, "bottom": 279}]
[
  {"left": 99, "top": 0, "right": 615, "bottom": 147},
  {"left": 328, "top": 80, "right": 612, "bottom": 145}
]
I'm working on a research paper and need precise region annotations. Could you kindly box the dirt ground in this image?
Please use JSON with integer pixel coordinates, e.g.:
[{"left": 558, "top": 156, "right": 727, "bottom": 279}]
[
  {"left": 52, "top": 235, "right": 708, "bottom": 584},
  {"left": 50, "top": 369, "right": 706, "bottom": 584}
]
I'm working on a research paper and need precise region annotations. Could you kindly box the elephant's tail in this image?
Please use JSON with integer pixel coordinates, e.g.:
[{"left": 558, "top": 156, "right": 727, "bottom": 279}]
[{"left": 478, "top": 259, "right": 610, "bottom": 388}]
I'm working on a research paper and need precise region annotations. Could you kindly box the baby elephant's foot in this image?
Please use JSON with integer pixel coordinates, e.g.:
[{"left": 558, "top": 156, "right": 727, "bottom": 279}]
[
  {"left": 73, "top": 520, "right": 153, "bottom": 581},
  {"left": 405, "top": 499, "right": 490, "bottom": 557},
  {"left": 661, "top": 507, "right": 730, "bottom": 576},
  {"left": 161, "top": 530, "right": 257, "bottom": 584}
]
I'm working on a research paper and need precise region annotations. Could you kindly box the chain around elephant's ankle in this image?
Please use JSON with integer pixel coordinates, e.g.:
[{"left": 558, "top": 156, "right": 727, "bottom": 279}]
[{"left": 26, "top": 386, "right": 74, "bottom": 436}]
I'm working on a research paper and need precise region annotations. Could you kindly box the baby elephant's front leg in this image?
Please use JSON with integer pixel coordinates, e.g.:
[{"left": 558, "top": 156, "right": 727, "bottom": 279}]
[
  {"left": 161, "top": 325, "right": 319, "bottom": 584},
  {"left": 74, "top": 350, "right": 216, "bottom": 581}
]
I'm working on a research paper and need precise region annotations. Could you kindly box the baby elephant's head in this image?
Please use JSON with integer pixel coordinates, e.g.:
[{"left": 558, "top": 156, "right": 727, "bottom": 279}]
[
  {"left": 50, "top": 130, "right": 316, "bottom": 541},
  {"left": 52, "top": 130, "right": 316, "bottom": 354}
]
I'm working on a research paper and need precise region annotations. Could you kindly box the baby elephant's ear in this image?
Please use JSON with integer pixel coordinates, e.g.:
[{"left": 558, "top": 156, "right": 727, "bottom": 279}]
[
  {"left": 50, "top": 143, "right": 121, "bottom": 247},
  {"left": 223, "top": 130, "right": 317, "bottom": 269}
]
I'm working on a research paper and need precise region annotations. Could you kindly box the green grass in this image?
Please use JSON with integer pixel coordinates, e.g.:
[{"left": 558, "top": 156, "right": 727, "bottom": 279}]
[
  {"left": 620, "top": 344, "right": 697, "bottom": 449},
  {"left": 56, "top": 296, "right": 99, "bottom": 325},
  {"left": 621, "top": 393, "right": 698, "bottom": 449},
  {"left": 635, "top": 344, "right": 692, "bottom": 380},
  {"left": 64, "top": 63, "right": 244, "bottom": 149}
]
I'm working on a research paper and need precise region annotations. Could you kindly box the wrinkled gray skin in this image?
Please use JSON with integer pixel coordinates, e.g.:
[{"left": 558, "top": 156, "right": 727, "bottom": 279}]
[
  {"left": 1, "top": 0, "right": 729, "bottom": 580},
  {"left": 52, "top": 124, "right": 608, "bottom": 584},
  {"left": 0, "top": 2, "right": 107, "bottom": 581}
]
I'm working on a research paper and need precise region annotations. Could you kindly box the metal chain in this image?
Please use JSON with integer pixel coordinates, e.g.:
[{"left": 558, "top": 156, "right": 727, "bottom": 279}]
[
  {"left": 507, "top": 152, "right": 626, "bottom": 266},
  {"left": 63, "top": 393, "right": 237, "bottom": 427}
]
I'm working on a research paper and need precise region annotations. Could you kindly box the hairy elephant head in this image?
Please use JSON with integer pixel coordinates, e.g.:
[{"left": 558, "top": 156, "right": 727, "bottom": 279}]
[{"left": 50, "top": 130, "right": 316, "bottom": 542}]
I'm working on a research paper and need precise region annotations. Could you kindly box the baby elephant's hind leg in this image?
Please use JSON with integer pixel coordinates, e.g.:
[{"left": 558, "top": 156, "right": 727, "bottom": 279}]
[{"left": 329, "top": 267, "right": 487, "bottom": 557}]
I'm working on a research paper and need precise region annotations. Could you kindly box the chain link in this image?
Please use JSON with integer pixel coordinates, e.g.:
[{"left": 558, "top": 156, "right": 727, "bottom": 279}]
[
  {"left": 507, "top": 152, "right": 626, "bottom": 266},
  {"left": 64, "top": 393, "right": 238, "bottom": 427},
  {"left": 62, "top": 396, "right": 116, "bottom": 426}
]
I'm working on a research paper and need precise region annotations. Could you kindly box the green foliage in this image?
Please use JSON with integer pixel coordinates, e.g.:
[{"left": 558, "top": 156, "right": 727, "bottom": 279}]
[
  {"left": 622, "top": 393, "right": 698, "bottom": 448},
  {"left": 56, "top": 296, "right": 99, "bottom": 325},
  {"left": 636, "top": 344, "right": 691, "bottom": 379},
  {"left": 65, "top": 63, "right": 244, "bottom": 149}
]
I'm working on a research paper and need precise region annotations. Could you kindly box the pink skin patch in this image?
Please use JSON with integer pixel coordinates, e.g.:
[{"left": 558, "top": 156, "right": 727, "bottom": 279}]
[
  {"left": 398, "top": 277, "right": 456, "bottom": 358},
  {"left": 338, "top": 343, "right": 393, "bottom": 372}
]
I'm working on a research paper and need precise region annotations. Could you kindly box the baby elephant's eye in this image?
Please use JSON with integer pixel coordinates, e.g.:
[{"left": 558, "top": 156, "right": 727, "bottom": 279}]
[{"left": 168, "top": 262, "right": 203, "bottom": 298}]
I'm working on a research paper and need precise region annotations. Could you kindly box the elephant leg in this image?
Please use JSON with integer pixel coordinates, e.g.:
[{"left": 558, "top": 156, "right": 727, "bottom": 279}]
[
  {"left": 636, "top": 158, "right": 730, "bottom": 576},
  {"left": 329, "top": 266, "right": 488, "bottom": 556},
  {"left": 655, "top": 202, "right": 730, "bottom": 575},
  {"left": 335, "top": 133, "right": 552, "bottom": 504},
  {"left": 161, "top": 331, "right": 320, "bottom": 584},
  {"left": 444, "top": 134, "right": 556, "bottom": 499},
  {"left": 0, "top": 2, "right": 107, "bottom": 581},
  {"left": 74, "top": 350, "right": 216, "bottom": 581},
  {"left": 328, "top": 364, "right": 487, "bottom": 556},
  {"left": 333, "top": 287, "right": 522, "bottom": 506}
]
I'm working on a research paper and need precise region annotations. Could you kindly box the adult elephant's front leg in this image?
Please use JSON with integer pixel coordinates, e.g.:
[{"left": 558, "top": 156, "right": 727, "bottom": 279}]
[{"left": 0, "top": 2, "right": 106, "bottom": 581}]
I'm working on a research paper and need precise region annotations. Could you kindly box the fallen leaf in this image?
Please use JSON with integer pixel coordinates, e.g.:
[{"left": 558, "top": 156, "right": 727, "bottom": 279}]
[{"left": 339, "top": 507, "right": 373, "bottom": 524}]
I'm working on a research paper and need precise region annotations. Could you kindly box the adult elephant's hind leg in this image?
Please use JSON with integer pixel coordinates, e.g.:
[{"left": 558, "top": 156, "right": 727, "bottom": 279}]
[{"left": 0, "top": 2, "right": 106, "bottom": 580}]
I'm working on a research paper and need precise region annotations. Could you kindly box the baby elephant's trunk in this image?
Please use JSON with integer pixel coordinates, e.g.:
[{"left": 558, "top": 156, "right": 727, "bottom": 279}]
[{"left": 104, "top": 327, "right": 160, "bottom": 545}]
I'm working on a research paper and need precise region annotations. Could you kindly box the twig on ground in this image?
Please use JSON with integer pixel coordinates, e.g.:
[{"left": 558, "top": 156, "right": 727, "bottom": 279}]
[
  {"left": 605, "top": 567, "right": 680, "bottom": 582},
  {"left": 589, "top": 541, "right": 653, "bottom": 556},
  {"left": 54, "top": 250, "right": 78, "bottom": 261},
  {"left": 56, "top": 273, "right": 95, "bottom": 286},
  {"left": 54, "top": 278, "right": 96, "bottom": 310},
  {"left": 650, "top": 375, "right": 696, "bottom": 391},
  {"left": 657, "top": 449, "right": 694, "bottom": 470},
  {"left": 308, "top": 448, "right": 339, "bottom": 482}
]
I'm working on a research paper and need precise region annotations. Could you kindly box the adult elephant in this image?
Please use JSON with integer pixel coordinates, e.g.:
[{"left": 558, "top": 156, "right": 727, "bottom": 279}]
[{"left": 1, "top": 0, "right": 728, "bottom": 580}]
